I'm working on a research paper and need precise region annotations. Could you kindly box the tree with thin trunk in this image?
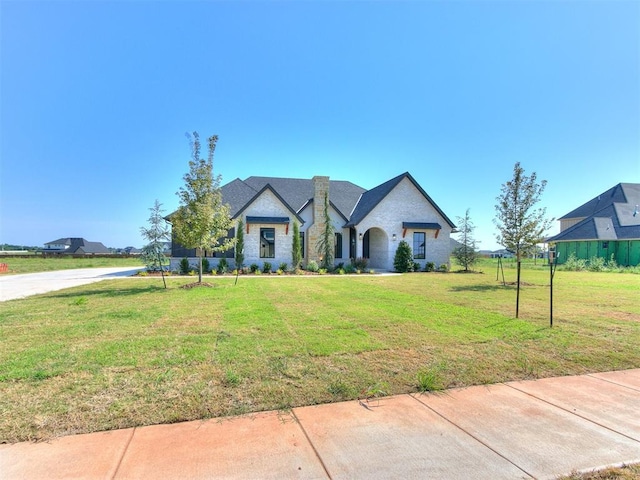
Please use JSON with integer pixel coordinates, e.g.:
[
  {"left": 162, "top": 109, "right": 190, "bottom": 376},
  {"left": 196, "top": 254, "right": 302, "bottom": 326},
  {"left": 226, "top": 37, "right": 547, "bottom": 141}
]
[
  {"left": 235, "top": 218, "right": 245, "bottom": 270},
  {"left": 140, "top": 199, "right": 170, "bottom": 288},
  {"left": 494, "top": 162, "right": 553, "bottom": 317},
  {"left": 172, "top": 132, "right": 235, "bottom": 284},
  {"left": 291, "top": 220, "right": 302, "bottom": 271},
  {"left": 453, "top": 208, "right": 478, "bottom": 272},
  {"left": 494, "top": 162, "right": 553, "bottom": 261},
  {"left": 316, "top": 193, "right": 335, "bottom": 271}
]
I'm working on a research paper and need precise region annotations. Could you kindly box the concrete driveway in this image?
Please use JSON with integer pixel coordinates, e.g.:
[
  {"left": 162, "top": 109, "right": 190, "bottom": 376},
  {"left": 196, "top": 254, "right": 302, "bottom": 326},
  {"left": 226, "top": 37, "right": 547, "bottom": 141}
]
[{"left": 0, "top": 267, "right": 143, "bottom": 302}]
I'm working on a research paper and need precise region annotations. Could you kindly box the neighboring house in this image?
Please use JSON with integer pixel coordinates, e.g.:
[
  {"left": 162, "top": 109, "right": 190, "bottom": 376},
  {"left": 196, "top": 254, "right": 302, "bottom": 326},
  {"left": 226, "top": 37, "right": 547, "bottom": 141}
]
[
  {"left": 43, "top": 237, "right": 111, "bottom": 254},
  {"left": 169, "top": 172, "right": 456, "bottom": 271},
  {"left": 478, "top": 249, "right": 515, "bottom": 259},
  {"left": 546, "top": 183, "right": 640, "bottom": 267}
]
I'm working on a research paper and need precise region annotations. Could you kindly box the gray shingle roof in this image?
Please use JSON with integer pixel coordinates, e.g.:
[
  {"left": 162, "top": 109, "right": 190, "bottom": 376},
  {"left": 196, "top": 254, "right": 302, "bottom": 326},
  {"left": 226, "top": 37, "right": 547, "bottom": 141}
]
[
  {"left": 45, "top": 237, "right": 110, "bottom": 253},
  {"left": 221, "top": 176, "right": 366, "bottom": 220},
  {"left": 548, "top": 183, "right": 640, "bottom": 242},
  {"left": 346, "top": 172, "right": 455, "bottom": 228}
]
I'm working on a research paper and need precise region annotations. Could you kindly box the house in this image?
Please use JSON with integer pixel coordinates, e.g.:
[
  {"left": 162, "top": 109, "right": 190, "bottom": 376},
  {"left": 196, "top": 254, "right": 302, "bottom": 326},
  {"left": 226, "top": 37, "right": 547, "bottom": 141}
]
[
  {"left": 546, "top": 183, "right": 640, "bottom": 266},
  {"left": 43, "top": 237, "right": 111, "bottom": 255},
  {"left": 169, "top": 172, "right": 456, "bottom": 271}
]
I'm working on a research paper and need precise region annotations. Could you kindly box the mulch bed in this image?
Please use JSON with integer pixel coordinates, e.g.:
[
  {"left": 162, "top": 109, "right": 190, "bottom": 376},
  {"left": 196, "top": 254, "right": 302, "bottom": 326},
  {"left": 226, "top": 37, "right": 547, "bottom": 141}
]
[{"left": 180, "top": 282, "right": 215, "bottom": 289}]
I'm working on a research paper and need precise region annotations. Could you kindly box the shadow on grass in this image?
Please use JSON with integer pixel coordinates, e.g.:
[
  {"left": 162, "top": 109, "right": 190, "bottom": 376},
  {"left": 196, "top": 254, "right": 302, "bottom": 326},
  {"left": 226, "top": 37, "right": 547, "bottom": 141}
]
[
  {"left": 449, "top": 284, "right": 515, "bottom": 292},
  {"left": 43, "top": 284, "right": 168, "bottom": 300}
]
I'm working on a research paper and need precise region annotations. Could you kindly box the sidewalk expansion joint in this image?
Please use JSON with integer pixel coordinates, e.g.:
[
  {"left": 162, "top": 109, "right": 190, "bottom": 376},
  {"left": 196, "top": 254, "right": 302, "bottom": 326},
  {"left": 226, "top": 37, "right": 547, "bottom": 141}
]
[
  {"left": 586, "top": 373, "right": 640, "bottom": 393},
  {"left": 503, "top": 382, "right": 640, "bottom": 445},
  {"left": 290, "top": 410, "right": 333, "bottom": 480},
  {"left": 110, "top": 427, "right": 136, "bottom": 479},
  {"left": 408, "top": 393, "right": 535, "bottom": 479}
]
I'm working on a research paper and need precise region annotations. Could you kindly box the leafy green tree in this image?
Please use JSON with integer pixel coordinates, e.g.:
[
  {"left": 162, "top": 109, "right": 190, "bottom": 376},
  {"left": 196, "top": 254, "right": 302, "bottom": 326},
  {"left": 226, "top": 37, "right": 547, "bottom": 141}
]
[
  {"left": 494, "top": 162, "right": 553, "bottom": 318},
  {"left": 291, "top": 220, "right": 302, "bottom": 270},
  {"left": 393, "top": 240, "right": 413, "bottom": 272},
  {"left": 140, "top": 200, "right": 170, "bottom": 288},
  {"left": 315, "top": 193, "right": 335, "bottom": 270},
  {"left": 172, "top": 132, "right": 235, "bottom": 283},
  {"left": 453, "top": 208, "right": 478, "bottom": 272},
  {"left": 494, "top": 162, "right": 553, "bottom": 262},
  {"left": 235, "top": 218, "right": 245, "bottom": 269}
]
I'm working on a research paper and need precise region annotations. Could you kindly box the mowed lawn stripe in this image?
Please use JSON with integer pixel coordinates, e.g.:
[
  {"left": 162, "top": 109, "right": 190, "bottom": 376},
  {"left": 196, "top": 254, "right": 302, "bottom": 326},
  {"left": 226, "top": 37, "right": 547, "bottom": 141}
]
[{"left": 0, "top": 270, "right": 638, "bottom": 442}]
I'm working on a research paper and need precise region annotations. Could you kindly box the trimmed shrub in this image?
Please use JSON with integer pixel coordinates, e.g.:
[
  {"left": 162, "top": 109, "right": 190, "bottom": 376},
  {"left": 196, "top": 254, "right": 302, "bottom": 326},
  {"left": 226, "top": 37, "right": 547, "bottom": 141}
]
[
  {"left": 424, "top": 262, "right": 435, "bottom": 272},
  {"left": 279, "top": 262, "right": 288, "bottom": 272},
  {"left": 180, "top": 257, "right": 191, "bottom": 275},
  {"left": 393, "top": 241, "right": 413, "bottom": 272},
  {"left": 262, "top": 262, "right": 272, "bottom": 274},
  {"left": 217, "top": 258, "right": 229, "bottom": 274},
  {"left": 413, "top": 262, "right": 421, "bottom": 272},
  {"left": 344, "top": 264, "right": 356, "bottom": 274},
  {"left": 306, "top": 260, "right": 319, "bottom": 273},
  {"left": 249, "top": 263, "right": 259, "bottom": 273}
]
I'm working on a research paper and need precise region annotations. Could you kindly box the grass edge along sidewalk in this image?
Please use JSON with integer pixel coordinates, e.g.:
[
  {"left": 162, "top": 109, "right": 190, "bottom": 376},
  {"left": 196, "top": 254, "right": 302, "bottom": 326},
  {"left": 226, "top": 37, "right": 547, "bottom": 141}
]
[{"left": 0, "top": 267, "right": 638, "bottom": 443}]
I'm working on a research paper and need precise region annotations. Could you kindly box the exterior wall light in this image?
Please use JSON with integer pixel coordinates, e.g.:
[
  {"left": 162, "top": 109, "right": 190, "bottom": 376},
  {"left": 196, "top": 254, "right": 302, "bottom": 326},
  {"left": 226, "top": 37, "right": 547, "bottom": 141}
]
[
  {"left": 358, "top": 233, "right": 363, "bottom": 240},
  {"left": 392, "top": 234, "right": 397, "bottom": 241}
]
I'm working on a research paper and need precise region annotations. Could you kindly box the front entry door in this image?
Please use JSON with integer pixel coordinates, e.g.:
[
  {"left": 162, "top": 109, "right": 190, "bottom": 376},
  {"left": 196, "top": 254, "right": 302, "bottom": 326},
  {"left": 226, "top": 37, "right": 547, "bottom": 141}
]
[{"left": 363, "top": 230, "right": 370, "bottom": 258}]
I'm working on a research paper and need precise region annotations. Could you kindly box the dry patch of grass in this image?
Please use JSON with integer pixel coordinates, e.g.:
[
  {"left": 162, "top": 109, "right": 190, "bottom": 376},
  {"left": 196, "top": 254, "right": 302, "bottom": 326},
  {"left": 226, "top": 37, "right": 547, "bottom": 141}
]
[
  {"left": 559, "top": 464, "right": 640, "bottom": 479},
  {"left": 1, "top": 269, "right": 639, "bottom": 443}
]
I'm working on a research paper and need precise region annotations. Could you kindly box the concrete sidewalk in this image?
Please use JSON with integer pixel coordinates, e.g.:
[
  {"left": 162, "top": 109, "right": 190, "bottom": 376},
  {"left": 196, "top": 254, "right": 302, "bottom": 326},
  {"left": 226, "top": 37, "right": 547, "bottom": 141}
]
[
  {"left": 0, "top": 267, "right": 143, "bottom": 301},
  {"left": 1, "top": 369, "right": 639, "bottom": 479}
]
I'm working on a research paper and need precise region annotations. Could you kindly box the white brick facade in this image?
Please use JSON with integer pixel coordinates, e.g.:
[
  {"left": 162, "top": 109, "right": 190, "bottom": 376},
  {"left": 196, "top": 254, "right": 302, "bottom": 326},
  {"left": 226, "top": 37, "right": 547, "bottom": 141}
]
[
  {"left": 170, "top": 173, "right": 454, "bottom": 272},
  {"left": 352, "top": 177, "right": 452, "bottom": 270}
]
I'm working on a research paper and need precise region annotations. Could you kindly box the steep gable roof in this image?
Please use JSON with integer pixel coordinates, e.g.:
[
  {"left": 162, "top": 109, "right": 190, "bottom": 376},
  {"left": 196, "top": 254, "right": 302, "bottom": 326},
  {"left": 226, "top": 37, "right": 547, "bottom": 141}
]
[
  {"left": 223, "top": 176, "right": 365, "bottom": 219},
  {"left": 548, "top": 183, "right": 640, "bottom": 242},
  {"left": 232, "top": 184, "right": 304, "bottom": 223},
  {"left": 559, "top": 183, "right": 630, "bottom": 220},
  {"left": 346, "top": 172, "right": 456, "bottom": 228}
]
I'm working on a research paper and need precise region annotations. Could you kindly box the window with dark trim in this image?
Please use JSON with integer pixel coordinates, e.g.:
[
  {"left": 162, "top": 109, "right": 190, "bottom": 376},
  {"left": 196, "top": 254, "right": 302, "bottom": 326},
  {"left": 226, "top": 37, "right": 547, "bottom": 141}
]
[
  {"left": 300, "top": 231, "right": 305, "bottom": 258},
  {"left": 334, "top": 233, "right": 343, "bottom": 259},
  {"left": 413, "top": 232, "right": 426, "bottom": 259},
  {"left": 602, "top": 241, "right": 609, "bottom": 249},
  {"left": 260, "top": 228, "right": 275, "bottom": 258}
]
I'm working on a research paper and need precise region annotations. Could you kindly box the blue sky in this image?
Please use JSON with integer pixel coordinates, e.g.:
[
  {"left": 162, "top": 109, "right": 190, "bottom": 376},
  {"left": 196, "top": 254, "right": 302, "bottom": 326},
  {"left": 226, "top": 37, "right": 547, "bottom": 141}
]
[{"left": 1, "top": 1, "right": 639, "bottom": 250}]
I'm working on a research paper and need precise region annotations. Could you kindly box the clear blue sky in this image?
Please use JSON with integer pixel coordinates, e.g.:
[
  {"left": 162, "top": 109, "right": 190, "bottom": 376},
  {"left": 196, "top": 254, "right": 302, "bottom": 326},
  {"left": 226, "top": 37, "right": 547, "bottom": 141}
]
[{"left": 2, "top": 1, "right": 639, "bottom": 250}]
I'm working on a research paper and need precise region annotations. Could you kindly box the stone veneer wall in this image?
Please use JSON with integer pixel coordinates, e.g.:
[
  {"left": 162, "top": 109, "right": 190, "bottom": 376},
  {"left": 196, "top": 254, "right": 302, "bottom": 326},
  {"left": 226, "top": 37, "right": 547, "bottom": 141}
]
[{"left": 305, "top": 176, "right": 330, "bottom": 264}]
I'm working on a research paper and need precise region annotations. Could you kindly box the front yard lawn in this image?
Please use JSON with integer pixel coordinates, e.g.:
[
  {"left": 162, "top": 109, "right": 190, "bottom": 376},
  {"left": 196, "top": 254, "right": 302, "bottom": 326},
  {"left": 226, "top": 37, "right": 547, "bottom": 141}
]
[{"left": 1, "top": 268, "right": 638, "bottom": 443}]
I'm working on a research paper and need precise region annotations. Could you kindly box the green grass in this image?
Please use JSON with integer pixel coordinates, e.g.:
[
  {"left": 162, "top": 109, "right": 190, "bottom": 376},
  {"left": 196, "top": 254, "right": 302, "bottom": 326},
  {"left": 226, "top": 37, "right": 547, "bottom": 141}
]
[
  {"left": 0, "top": 256, "right": 143, "bottom": 274},
  {"left": 0, "top": 266, "right": 639, "bottom": 443}
]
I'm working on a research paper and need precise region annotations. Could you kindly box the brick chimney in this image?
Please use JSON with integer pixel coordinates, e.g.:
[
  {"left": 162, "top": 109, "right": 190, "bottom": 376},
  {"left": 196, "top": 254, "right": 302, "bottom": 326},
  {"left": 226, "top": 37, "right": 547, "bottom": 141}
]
[{"left": 306, "top": 176, "right": 330, "bottom": 264}]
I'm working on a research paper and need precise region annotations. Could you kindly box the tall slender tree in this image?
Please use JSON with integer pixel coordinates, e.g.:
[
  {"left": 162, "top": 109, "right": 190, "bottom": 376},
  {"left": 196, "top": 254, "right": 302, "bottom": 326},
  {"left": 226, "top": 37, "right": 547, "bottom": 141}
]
[
  {"left": 291, "top": 220, "right": 302, "bottom": 271},
  {"left": 235, "top": 218, "right": 245, "bottom": 269},
  {"left": 494, "top": 162, "right": 553, "bottom": 262},
  {"left": 494, "top": 162, "right": 553, "bottom": 317},
  {"left": 452, "top": 208, "right": 478, "bottom": 272},
  {"left": 140, "top": 199, "right": 170, "bottom": 288},
  {"left": 315, "top": 193, "right": 335, "bottom": 270},
  {"left": 172, "top": 132, "right": 235, "bottom": 284}
]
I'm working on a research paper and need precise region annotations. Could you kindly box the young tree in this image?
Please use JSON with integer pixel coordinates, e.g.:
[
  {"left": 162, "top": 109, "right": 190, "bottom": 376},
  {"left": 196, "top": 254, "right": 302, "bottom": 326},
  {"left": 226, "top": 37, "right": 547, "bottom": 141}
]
[
  {"left": 172, "top": 132, "right": 235, "bottom": 283},
  {"left": 315, "top": 193, "right": 335, "bottom": 270},
  {"left": 140, "top": 199, "right": 171, "bottom": 288},
  {"left": 291, "top": 220, "right": 302, "bottom": 271},
  {"left": 235, "top": 218, "right": 245, "bottom": 269},
  {"left": 494, "top": 162, "right": 553, "bottom": 262},
  {"left": 494, "top": 162, "right": 553, "bottom": 317},
  {"left": 452, "top": 208, "right": 478, "bottom": 272},
  {"left": 393, "top": 240, "right": 414, "bottom": 272}
]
